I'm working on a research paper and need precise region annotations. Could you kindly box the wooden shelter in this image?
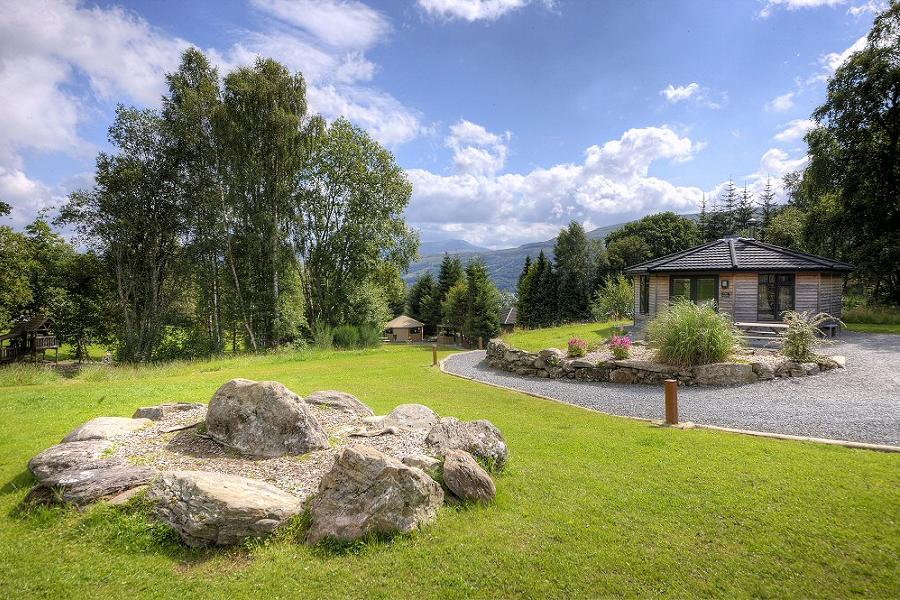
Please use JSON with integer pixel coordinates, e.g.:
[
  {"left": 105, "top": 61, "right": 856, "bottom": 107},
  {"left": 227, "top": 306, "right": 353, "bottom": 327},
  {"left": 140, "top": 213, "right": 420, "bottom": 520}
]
[
  {"left": 385, "top": 315, "right": 425, "bottom": 342},
  {"left": 626, "top": 237, "right": 853, "bottom": 329},
  {"left": 500, "top": 307, "right": 517, "bottom": 333},
  {"left": 0, "top": 315, "right": 59, "bottom": 363}
]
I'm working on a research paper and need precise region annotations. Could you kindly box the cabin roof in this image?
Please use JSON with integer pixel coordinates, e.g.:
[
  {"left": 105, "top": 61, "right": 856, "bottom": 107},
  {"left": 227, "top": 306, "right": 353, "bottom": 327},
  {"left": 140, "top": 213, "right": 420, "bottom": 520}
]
[
  {"left": 625, "top": 238, "right": 854, "bottom": 274},
  {"left": 385, "top": 315, "right": 425, "bottom": 329},
  {"left": 0, "top": 315, "right": 54, "bottom": 341},
  {"left": 501, "top": 306, "right": 517, "bottom": 325}
]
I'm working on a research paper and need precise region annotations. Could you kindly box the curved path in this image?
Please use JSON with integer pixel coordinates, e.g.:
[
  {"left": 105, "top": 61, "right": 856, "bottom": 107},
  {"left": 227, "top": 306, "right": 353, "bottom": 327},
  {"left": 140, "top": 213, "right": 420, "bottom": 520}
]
[{"left": 443, "top": 332, "right": 900, "bottom": 448}]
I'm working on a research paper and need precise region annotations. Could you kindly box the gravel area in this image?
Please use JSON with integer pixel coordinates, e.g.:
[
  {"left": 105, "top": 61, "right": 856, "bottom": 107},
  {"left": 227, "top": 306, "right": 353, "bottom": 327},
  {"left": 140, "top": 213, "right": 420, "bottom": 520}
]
[
  {"left": 113, "top": 404, "right": 430, "bottom": 502},
  {"left": 444, "top": 332, "right": 900, "bottom": 447}
]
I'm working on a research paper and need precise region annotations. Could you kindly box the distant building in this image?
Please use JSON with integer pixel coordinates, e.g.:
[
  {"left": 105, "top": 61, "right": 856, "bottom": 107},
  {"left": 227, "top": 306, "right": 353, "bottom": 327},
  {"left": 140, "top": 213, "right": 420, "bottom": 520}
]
[
  {"left": 385, "top": 315, "right": 425, "bottom": 342},
  {"left": 500, "top": 307, "right": 517, "bottom": 333},
  {"left": 626, "top": 237, "right": 852, "bottom": 328},
  {"left": 0, "top": 315, "right": 59, "bottom": 363}
]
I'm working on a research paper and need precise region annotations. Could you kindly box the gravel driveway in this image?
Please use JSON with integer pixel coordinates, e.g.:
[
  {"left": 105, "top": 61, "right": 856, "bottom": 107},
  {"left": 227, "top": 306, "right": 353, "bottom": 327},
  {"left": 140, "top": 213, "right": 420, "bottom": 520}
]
[{"left": 443, "top": 332, "right": 900, "bottom": 447}]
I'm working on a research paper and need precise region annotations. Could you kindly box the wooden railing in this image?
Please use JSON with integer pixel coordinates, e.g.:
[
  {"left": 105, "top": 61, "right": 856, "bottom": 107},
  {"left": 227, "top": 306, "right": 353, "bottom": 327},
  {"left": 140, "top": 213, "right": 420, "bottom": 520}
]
[
  {"left": 1, "top": 347, "right": 16, "bottom": 361},
  {"left": 35, "top": 335, "right": 58, "bottom": 350}
]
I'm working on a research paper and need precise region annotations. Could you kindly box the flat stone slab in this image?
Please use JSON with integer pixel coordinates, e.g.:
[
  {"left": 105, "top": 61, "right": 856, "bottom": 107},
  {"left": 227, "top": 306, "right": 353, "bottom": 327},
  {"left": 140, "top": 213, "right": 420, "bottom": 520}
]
[
  {"left": 133, "top": 403, "right": 205, "bottom": 421},
  {"left": 26, "top": 465, "right": 157, "bottom": 506},
  {"left": 62, "top": 417, "right": 153, "bottom": 442},
  {"left": 28, "top": 440, "right": 119, "bottom": 482},
  {"left": 148, "top": 470, "right": 304, "bottom": 546}
]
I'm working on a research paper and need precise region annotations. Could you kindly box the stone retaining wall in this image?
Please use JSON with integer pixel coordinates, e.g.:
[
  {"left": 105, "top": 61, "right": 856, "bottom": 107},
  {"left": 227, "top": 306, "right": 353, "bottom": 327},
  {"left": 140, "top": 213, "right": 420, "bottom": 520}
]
[{"left": 485, "top": 339, "right": 844, "bottom": 386}]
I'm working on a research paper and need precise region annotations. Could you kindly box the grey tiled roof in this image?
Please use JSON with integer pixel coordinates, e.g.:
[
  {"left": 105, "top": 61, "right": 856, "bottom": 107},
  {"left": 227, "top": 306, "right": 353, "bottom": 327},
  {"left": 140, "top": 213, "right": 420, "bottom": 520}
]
[
  {"left": 625, "top": 238, "right": 853, "bottom": 273},
  {"left": 501, "top": 307, "right": 517, "bottom": 325}
]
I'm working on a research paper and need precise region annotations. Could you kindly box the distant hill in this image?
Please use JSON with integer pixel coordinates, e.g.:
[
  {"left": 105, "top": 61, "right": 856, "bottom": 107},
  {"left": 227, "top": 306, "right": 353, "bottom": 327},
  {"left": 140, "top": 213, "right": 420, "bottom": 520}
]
[
  {"left": 405, "top": 214, "right": 701, "bottom": 291},
  {"left": 406, "top": 221, "right": 632, "bottom": 291},
  {"left": 417, "top": 239, "right": 491, "bottom": 255}
]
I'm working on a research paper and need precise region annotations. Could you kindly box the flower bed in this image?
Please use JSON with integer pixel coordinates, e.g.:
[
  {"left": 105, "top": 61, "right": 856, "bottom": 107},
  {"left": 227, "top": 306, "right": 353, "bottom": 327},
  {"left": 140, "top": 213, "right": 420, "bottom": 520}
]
[{"left": 485, "top": 339, "right": 845, "bottom": 386}]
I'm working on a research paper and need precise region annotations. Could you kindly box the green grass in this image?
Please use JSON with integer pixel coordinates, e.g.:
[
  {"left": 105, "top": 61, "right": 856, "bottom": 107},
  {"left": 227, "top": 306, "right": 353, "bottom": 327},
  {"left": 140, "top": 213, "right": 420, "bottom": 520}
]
[
  {"left": 843, "top": 305, "right": 900, "bottom": 325},
  {"left": 845, "top": 322, "right": 900, "bottom": 334},
  {"left": 502, "top": 320, "right": 629, "bottom": 352},
  {"left": 0, "top": 346, "right": 898, "bottom": 598}
]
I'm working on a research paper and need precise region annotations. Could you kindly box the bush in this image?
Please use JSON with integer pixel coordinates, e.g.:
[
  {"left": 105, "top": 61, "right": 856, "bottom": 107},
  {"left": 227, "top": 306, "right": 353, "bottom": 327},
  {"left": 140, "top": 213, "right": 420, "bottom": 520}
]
[
  {"left": 648, "top": 300, "right": 740, "bottom": 367},
  {"left": 608, "top": 334, "right": 632, "bottom": 360},
  {"left": 567, "top": 337, "right": 588, "bottom": 357},
  {"left": 782, "top": 311, "right": 842, "bottom": 361},
  {"left": 356, "top": 324, "right": 383, "bottom": 348},
  {"left": 312, "top": 321, "right": 333, "bottom": 350},
  {"left": 590, "top": 274, "right": 633, "bottom": 322},
  {"left": 842, "top": 305, "right": 900, "bottom": 324},
  {"left": 332, "top": 324, "right": 361, "bottom": 349}
]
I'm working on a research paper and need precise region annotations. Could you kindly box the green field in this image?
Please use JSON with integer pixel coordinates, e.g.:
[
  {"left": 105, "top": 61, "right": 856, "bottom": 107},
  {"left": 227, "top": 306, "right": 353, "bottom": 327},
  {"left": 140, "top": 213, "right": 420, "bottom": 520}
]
[
  {"left": 1, "top": 346, "right": 898, "bottom": 598},
  {"left": 502, "top": 320, "right": 630, "bottom": 351}
]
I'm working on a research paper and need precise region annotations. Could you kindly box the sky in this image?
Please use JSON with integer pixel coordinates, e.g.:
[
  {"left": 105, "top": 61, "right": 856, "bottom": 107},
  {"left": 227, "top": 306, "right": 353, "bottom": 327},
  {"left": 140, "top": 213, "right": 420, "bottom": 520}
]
[{"left": 0, "top": 0, "right": 883, "bottom": 249}]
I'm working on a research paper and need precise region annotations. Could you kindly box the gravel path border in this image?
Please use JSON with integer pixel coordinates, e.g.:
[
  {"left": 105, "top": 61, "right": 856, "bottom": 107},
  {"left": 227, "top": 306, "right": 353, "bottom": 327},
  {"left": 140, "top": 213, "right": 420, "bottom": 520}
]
[{"left": 442, "top": 332, "right": 900, "bottom": 448}]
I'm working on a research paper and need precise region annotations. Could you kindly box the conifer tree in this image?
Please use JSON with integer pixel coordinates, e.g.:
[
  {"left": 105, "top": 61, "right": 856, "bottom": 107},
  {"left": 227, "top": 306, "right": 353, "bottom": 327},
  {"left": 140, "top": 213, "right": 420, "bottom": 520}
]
[
  {"left": 721, "top": 178, "right": 738, "bottom": 235},
  {"left": 758, "top": 177, "right": 777, "bottom": 241},
  {"left": 463, "top": 259, "right": 501, "bottom": 345},
  {"left": 735, "top": 184, "right": 755, "bottom": 235},
  {"left": 554, "top": 221, "right": 594, "bottom": 322}
]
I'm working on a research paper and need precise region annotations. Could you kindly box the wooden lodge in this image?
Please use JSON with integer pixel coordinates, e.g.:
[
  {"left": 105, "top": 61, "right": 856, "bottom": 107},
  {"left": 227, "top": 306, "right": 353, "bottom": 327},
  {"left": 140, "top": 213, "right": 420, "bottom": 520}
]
[
  {"left": 626, "top": 237, "right": 853, "bottom": 331},
  {"left": 0, "top": 315, "right": 59, "bottom": 363},
  {"left": 385, "top": 315, "right": 425, "bottom": 342}
]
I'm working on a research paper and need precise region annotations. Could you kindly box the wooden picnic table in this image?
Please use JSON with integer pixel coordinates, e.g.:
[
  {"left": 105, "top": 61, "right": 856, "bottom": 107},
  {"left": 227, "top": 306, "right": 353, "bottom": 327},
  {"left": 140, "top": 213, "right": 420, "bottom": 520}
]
[{"left": 735, "top": 322, "right": 787, "bottom": 343}]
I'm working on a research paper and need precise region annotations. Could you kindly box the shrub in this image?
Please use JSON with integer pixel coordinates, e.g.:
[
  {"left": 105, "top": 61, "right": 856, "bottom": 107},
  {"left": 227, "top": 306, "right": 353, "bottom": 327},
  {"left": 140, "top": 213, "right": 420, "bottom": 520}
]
[
  {"left": 648, "top": 300, "right": 740, "bottom": 367},
  {"left": 608, "top": 334, "right": 632, "bottom": 360},
  {"left": 567, "top": 337, "right": 588, "bottom": 357},
  {"left": 356, "top": 324, "right": 383, "bottom": 348},
  {"left": 332, "top": 324, "right": 361, "bottom": 349},
  {"left": 312, "top": 321, "right": 333, "bottom": 350},
  {"left": 782, "top": 311, "right": 842, "bottom": 361},
  {"left": 842, "top": 305, "right": 900, "bottom": 325},
  {"left": 590, "top": 274, "right": 633, "bottom": 322}
]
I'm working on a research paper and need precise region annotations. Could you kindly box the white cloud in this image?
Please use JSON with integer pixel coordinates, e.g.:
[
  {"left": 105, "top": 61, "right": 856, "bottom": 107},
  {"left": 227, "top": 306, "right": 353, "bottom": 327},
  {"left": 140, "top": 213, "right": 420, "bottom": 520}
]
[
  {"left": 759, "top": 0, "right": 846, "bottom": 18},
  {"left": 766, "top": 91, "right": 796, "bottom": 111},
  {"left": 250, "top": 0, "right": 391, "bottom": 50},
  {"left": 847, "top": 1, "right": 885, "bottom": 16},
  {"left": 773, "top": 118, "right": 815, "bottom": 142},
  {"left": 417, "top": 0, "right": 538, "bottom": 22},
  {"left": 406, "top": 126, "right": 705, "bottom": 247},
  {"left": 660, "top": 82, "right": 726, "bottom": 109},
  {"left": 821, "top": 35, "right": 867, "bottom": 72},
  {"left": 445, "top": 120, "right": 510, "bottom": 175}
]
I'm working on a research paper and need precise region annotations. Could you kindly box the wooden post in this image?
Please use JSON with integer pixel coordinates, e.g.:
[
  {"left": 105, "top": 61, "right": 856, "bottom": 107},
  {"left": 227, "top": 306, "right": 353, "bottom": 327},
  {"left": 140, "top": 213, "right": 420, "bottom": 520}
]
[
  {"left": 432, "top": 343, "right": 438, "bottom": 367},
  {"left": 478, "top": 337, "right": 484, "bottom": 350},
  {"left": 664, "top": 379, "right": 678, "bottom": 425}
]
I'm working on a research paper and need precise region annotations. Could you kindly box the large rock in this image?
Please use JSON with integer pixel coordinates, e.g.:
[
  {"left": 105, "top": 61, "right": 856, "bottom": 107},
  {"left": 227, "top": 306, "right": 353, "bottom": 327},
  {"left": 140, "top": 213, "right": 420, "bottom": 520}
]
[
  {"left": 148, "top": 470, "right": 303, "bottom": 546},
  {"left": 26, "top": 465, "right": 157, "bottom": 506},
  {"left": 382, "top": 403, "right": 439, "bottom": 431},
  {"left": 206, "top": 378, "right": 329, "bottom": 458},
  {"left": 28, "top": 440, "right": 119, "bottom": 482},
  {"left": 425, "top": 417, "right": 508, "bottom": 470},
  {"left": 306, "top": 445, "right": 444, "bottom": 545},
  {"left": 609, "top": 368, "right": 634, "bottom": 384},
  {"left": 442, "top": 449, "right": 496, "bottom": 504},
  {"left": 62, "top": 416, "right": 152, "bottom": 443},
  {"left": 132, "top": 403, "right": 205, "bottom": 421},
  {"left": 304, "top": 390, "right": 374, "bottom": 417},
  {"left": 692, "top": 362, "right": 755, "bottom": 386}
]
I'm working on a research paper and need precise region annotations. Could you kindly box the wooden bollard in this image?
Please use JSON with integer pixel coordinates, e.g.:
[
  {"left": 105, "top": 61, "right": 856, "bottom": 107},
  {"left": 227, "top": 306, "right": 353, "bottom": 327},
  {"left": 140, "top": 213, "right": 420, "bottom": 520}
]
[
  {"left": 432, "top": 343, "right": 438, "bottom": 366},
  {"left": 478, "top": 337, "right": 483, "bottom": 350},
  {"left": 664, "top": 379, "right": 679, "bottom": 425}
]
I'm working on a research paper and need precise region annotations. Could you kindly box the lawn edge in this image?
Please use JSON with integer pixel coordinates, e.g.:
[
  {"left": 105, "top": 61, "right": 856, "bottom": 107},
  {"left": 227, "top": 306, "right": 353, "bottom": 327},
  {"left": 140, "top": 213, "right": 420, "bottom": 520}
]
[{"left": 440, "top": 351, "right": 900, "bottom": 454}]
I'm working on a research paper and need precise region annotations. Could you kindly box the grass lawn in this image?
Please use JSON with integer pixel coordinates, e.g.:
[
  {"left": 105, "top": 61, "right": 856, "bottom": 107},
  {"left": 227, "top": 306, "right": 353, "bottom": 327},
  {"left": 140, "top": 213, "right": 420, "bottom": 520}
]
[
  {"left": 502, "top": 320, "right": 630, "bottom": 352},
  {"left": 0, "top": 346, "right": 898, "bottom": 598},
  {"left": 845, "top": 322, "right": 900, "bottom": 334}
]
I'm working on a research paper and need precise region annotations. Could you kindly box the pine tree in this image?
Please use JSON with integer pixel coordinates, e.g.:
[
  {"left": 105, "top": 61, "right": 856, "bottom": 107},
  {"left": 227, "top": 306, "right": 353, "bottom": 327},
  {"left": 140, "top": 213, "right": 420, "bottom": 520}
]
[
  {"left": 758, "top": 177, "right": 777, "bottom": 241},
  {"left": 721, "top": 178, "right": 738, "bottom": 235},
  {"left": 554, "top": 221, "right": 594, "bottom": 322},
  {"left": 463, "top": 259, "right": 501, "bottom": 346},
  {"left": 735, "top": 184, "right": 755, "bottom": 235},
  {"left": 516, "top": 255, "right": 534, "bottom": 327},
  {"left": 698, "top": 193, "right": 709, "bottom": 242},
  {"left": 535, "top": 251, "right": 558, "bottom": 327},
  {"left": 406, "top": 272, "right": 436, "bottom": 328}
]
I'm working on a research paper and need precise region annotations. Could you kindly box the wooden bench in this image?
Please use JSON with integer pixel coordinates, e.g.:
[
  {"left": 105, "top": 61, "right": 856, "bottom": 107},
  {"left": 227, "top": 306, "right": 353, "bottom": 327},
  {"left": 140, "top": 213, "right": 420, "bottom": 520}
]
[{"left": 735, "top": 322, "right": 787, "bottom": 344}]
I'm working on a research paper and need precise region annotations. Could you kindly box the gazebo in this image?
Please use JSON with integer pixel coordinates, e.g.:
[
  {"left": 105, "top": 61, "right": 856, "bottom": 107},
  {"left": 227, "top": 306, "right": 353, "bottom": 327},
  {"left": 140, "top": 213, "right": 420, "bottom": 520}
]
[
  {"left": 384, "top": 315, "right": 425, "bottom": 342},
  {"left": 0, "top": 315, "right": 59, "bottom": 363}
]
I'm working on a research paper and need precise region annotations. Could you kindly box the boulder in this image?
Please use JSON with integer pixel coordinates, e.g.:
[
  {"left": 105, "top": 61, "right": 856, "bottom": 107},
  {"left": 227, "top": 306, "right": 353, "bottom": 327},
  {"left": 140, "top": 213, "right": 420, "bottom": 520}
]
[
  {"left": 206, "top": 378, "right": 329, "bottom": 458},
  {"left": 692, "top": 362, "right": 755, "bottom": 386},
  {"left": 750, "top": 361, "right": 775, "bottom": 381},
  {"left": 148, "top": 470, "right": 303, "bottom": 546},
  {"left": 26, "top": 465, "right": 157, "bottom": 506},
  {"left": 830, "top": 355, "right": 846, "bottom": 368},
  {"left": 800, "top": 362, "right": 820, "bottom": 376},
  {"left": 609, "top": 368, "right": 634, "bottom": 384},
  {"left": 382, "top": 403, "right": 439, "bottom": 431},
  {"left": 306, "top": 445, "right": 443, "bottom": 545},
  {"left": 425, "top": 417, "right": 508, "bottom": 470},
  {"left": 401, "top": 453, "right": 441, "bottom": 475},
  {"left": 62, "top": 416, "right": 153, "bottom": 443},
  {"left": 28, "top": 440, "right": 118, "bottom": 482},
  {"left": 304, "top": 390, "right": 374, "bottom": 416},
  {"left": 569, "top": 359, "right": 595, "bottom": 368},
  {"left": 132, "top": 403, "right": 205, "bottom": 421},
  {"left": 442, "top": 449, "right": 495, "bottom": 504}
]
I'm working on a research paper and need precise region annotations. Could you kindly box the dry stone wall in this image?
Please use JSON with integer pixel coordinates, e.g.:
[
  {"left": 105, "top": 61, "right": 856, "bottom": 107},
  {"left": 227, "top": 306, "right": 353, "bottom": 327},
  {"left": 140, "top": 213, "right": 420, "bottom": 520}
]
[{"left": 485, "top": 339, "right": 843, "bottom": 387}]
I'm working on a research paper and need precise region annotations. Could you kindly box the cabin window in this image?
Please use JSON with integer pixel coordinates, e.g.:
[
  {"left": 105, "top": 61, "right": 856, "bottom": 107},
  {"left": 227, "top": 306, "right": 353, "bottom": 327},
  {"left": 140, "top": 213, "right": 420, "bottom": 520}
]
[
  {"left": 669, "top": 275, "right": 719, "bottom": 306},
  {"left": 639, "top": 275, "right": 649, "bottom": 315},
  {"left": 758, "top": 274, "right": 795, "bottom": 320}
]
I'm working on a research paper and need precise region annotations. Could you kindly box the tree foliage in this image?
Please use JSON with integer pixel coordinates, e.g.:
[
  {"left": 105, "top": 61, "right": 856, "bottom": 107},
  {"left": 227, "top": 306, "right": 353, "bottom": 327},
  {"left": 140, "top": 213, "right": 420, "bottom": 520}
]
[{"left": 605, "top": 212, "right": 699, "bottom": 269}]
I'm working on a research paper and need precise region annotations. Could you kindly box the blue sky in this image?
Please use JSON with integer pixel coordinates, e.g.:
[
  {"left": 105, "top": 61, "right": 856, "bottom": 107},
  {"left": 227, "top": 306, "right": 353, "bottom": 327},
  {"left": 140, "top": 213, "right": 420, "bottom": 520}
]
[{"left": 0, "top": 0, "right": 881, "bottom": 248}]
